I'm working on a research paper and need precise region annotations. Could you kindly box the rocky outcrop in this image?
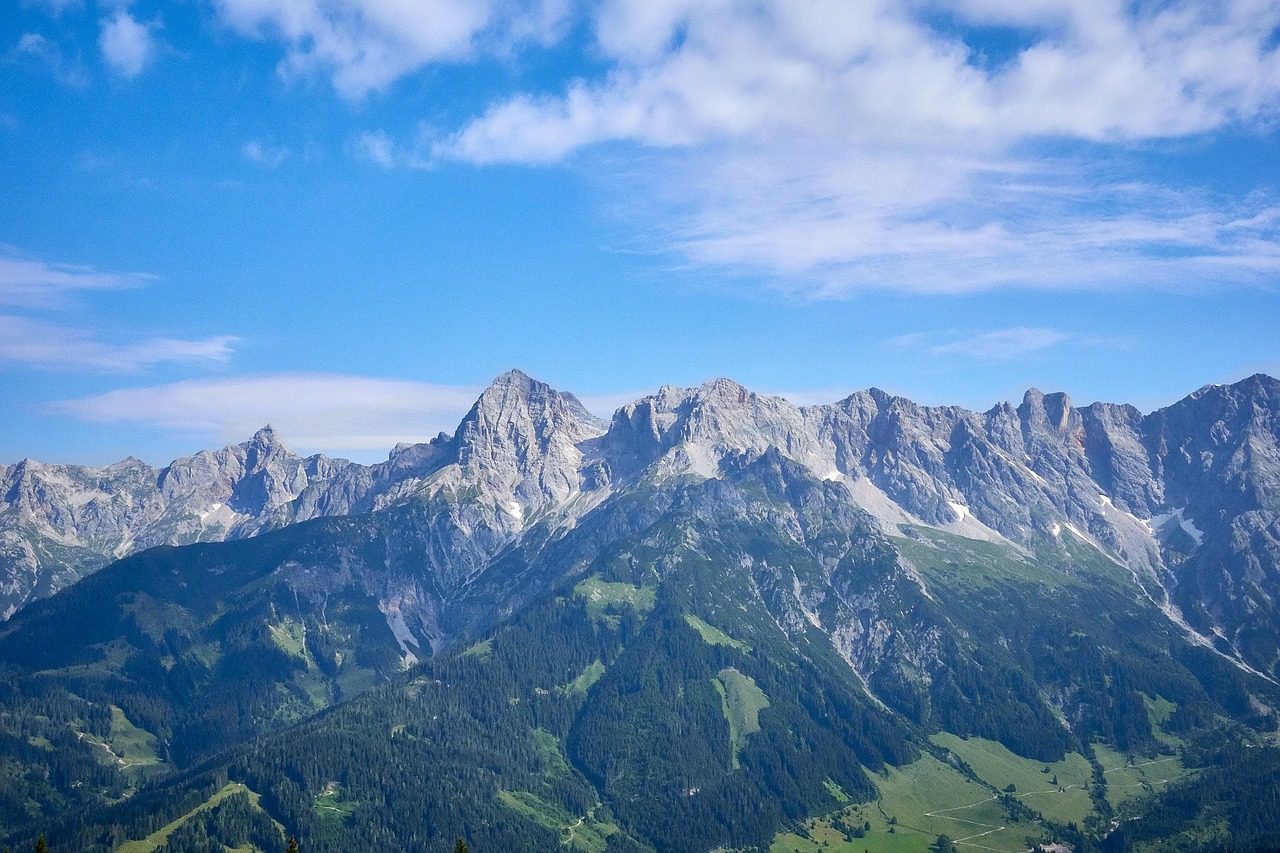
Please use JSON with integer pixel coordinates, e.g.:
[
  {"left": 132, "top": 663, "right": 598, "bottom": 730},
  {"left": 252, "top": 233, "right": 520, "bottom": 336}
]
[
  {"left": 4, "top": 371, "right": 1279, "bottom": 678},
  {"left": 0, "top": 370, "right": 607, "bottom": 620}
]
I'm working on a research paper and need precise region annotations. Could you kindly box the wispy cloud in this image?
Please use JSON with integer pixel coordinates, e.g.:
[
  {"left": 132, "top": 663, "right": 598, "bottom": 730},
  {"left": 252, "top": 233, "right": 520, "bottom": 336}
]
[
  {"left": 52, "top": 374, "right": 487, "bottom": 452},
  {"left": 930, "top": 327, "right": 1070, "bottom": 359},
  {"left": 8, "top": 32, "right": 87, "bottom": 86},
  {"left": 0, "top": 246, "right": 154, "bottom": 307},
  {"left": 887, "top": 326, "right": 1133, "bottom": 360},
  {"left": 99, "top": 9, "right": 160, "bottom": 78},
  {"left": 353, "top": 130, "right": 396, "bottom": 168},
  {"left": 418, "top": 0, "right": 1280, "bottom": 295},
  {"left": 212, "top": 0, "right": 572, "bottom": 100},
  {"left": 0, "top": 316, "right": 236, "bottom": 372},
  {"left": 203, "top": 1, "right": 1280, "bottom": 295},
  {"left": 0, "top": 247, "right": 241, "bottom": 375},
  {"left": 242, "top": 140, "right": 289, "bottom": 168},
  {"left": 25, "top": 0, "right": 82, "bottom": 14}
]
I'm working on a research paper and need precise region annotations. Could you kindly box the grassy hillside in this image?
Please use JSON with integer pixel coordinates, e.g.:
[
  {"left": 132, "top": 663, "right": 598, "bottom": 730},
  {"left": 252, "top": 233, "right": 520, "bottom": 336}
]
[{"left": 3, "top": 452, "right": 1277, "bottom": 852}]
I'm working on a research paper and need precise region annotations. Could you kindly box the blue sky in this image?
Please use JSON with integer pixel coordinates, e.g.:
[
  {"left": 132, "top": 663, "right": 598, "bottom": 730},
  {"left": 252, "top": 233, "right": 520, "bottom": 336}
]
[{"left": 2, "top": 0, "right": 1279, "bottom": 465}]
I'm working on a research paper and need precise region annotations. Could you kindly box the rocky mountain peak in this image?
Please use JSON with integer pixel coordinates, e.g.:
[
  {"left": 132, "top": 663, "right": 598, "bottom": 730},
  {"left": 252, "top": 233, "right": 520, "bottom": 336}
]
[
  {"left": 240, "top": 424, "right": 294, "bottom": 469},
  {"left": 863, "top": 387, "right": 900, "bottom": 409},
  {"left": 5, "top": 370, "right": 1280, "bottom": 684},
  {"left": 486, "top": 367, "right": 537, "bottom": 394},
  {"left": 604, "top": 380, "right": 818, "bottom": 483},
  {"left": 698, "top": 376, "right": 751, "bottom": 401},
  {"left": 248, "top": 424, "right": 281, "bottom": 447},
  {"left": 450, "top": 371, "right": 608, "bottom": 518},
  {"left": 1018, "top": 387, "right": 1080, "bottom": 438},
  {"left": 457, "top": 370, "right": 606, "bottom": 452}
]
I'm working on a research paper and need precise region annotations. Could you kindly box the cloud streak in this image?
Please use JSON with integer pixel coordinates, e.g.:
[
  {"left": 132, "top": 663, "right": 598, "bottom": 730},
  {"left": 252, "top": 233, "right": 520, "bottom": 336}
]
[
  {"left": 0, "top": 247, "right": 154, "bottom": 307},
  {"left": 0, "top": 248, "right": 241, "bottom": 375},
  {"left": 9, "top": 33, "right": 88, "bottom": 86},
  {"left": 424, "top": 0, "right": 1280, "bottom": 295},
  {"left": 887, "top": 326, "right": 1134, "bottom": 360},
  {"left": 52, "top": 374, "right": 489, "bottom": 453},
  {"left": 929, "top": 327, "right": 1070, "bottom": 359},
  {"left": 242, "top": 140, "right": 289, "bottom": 168},
  {"left": 0, "top": 316, "right": 237, "bottom": 372}
]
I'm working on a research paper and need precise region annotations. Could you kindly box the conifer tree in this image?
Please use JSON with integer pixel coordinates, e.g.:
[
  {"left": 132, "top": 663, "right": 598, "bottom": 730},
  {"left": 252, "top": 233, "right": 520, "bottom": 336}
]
[
  {"left": 33, "top": 836, "right": 47, "bottom": 853},
  {"left": 286, "top": 837, "right": 299, "bottom": 853},
  {"left": 455, "top": 839, "right": 470, "bottom": 853}
]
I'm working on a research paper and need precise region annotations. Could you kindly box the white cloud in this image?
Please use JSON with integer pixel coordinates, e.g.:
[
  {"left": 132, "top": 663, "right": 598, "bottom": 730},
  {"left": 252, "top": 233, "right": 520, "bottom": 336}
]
[
  {"left": 354, "top": 130, "right": 396, "bottom": 167},
  {"left": 426, "top": 0, "right": 1280, "bottom": 294},
  {"left": 200, "top": 0, "right": 1280, "bottom": 293},
  {"left": 443, "top": 0, "right": 1280, "bottom": 156},
  {"left": 242, "top": 140, "right": 289, "bottom": 168},
  {"left": 213, "top": 0, "right": 571, "bottom": 99},
  {"left": 930, "top": 327, "right": 1070, "bottom": 359},
  {"left": 0, "top": 316, "right": 237, "bottom": 372},
  {"left": 52, "top": 374, "right": 487, "bottom": 453},
  {"left": 887, "top": 326, "right": 1137, "bottom": 360},
  {"left": 0, "top": 247, "right": 153, "bottom": 307},
  {"left": 0, "top": 248, "right": 241, "bottom": 376},
  {"left": 99, "top": 9, "right": 160, "bottom": 78},
  {"left": 9, "top": 32, "right": 88, "bottom": 86}
]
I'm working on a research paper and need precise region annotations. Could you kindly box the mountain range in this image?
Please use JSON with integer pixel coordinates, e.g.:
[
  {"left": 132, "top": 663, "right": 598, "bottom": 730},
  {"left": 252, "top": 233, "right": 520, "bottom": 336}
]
[
  {"left": 0, "top": 370, "right": 1277, "bottom": 852},
  {"left": 5, "top": 370, "right": 1277, "bottom": 678}
]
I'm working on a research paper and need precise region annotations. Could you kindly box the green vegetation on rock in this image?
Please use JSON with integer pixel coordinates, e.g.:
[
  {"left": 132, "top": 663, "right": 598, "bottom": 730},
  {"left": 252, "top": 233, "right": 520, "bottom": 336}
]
[{"left": 685, "top": 615, "right": 751, "bottom": 651}]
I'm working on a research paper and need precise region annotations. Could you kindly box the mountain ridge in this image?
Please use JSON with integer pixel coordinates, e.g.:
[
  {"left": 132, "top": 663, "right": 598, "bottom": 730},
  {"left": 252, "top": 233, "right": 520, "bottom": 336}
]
[
  {"left": 1, "top": 373, "right": 1279, "bottom": 850},
  {"left": 2, "top": 415, "right": 1274, "bottom": 851},
  {"left": 3, "top": 372, "right": 1279, "bottom": 681}
]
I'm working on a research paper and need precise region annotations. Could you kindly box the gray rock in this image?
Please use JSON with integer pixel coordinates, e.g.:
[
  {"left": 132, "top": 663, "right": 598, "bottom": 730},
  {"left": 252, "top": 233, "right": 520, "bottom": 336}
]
[{"left": 4, "top": 371, "right": 1279, "bottom": 678}]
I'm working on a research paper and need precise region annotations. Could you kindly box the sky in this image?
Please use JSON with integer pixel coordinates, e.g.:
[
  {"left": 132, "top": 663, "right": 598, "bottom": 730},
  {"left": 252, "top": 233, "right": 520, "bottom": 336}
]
[{"left": 2, "top": 0, "right": 1279, "bottom": 466}]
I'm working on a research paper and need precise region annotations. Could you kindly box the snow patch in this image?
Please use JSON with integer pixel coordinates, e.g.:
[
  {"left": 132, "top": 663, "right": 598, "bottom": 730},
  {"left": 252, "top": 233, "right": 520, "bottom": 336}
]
[
  {"left": 504, "top": 500, "right": 525, "bottom": 523},
  {"left": 1075, "top": 504, "right": 1267, "bottom": 682},
  {"left": 1150, "top": 507, "right": 1204, "bottom": 547},
  {"left": 197, "top": 502, "right": 246, "bottom": 531},
  {"left": 1023, "top": 466, "right": 1050, "bottom": 486},
  {"left": 1063, "top": 523, "right": 1091, "bottom": 543},
  {"left": 939, "top": 499, "right": 1014, "bottom": 548},
  {"left": 822, "top": 470, "right": 843, "bottom": 482},
  {"left": 112, "top": 534, "right": 134, "bottom": 560}
]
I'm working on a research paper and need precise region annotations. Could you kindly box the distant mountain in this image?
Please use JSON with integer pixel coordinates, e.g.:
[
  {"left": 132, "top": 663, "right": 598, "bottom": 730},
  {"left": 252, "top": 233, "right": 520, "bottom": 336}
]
[
  {"left": 4, "top": 372, "right": 1278, "bottom": 675},
  {"left": 6, "top": 371, "right": 1280, "bottom": 678},
  {"left": 0, "top": 369, "right": 606, "bottom": 620},
  {"left": 0, "top": 372, "right": 1277, "bottom": 852}
]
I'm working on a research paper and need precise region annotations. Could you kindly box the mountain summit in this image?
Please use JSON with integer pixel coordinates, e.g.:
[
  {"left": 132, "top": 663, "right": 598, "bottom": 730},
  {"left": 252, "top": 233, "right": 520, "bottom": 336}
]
[
  {"left": 453, "top": 369, "right": 608, "bottom": 517},
  {"left": 1, "top": 372, "right": 1278, "bottom": 853},
  {"left": 2, "top": 372, "right": 1279, "bottom": 680}
]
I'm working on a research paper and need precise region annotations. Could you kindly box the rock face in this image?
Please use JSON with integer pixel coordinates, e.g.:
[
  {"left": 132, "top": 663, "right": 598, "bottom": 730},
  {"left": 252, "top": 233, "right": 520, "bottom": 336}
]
[
  {"left": 0, "top": 370, "right": 607, "bottom": 619},
  {"left": 0, "top": 428, "right": 354, "bottom": 618},
  {"left": 3, "top": 371, "right": 1279, "bottom": 677}
]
